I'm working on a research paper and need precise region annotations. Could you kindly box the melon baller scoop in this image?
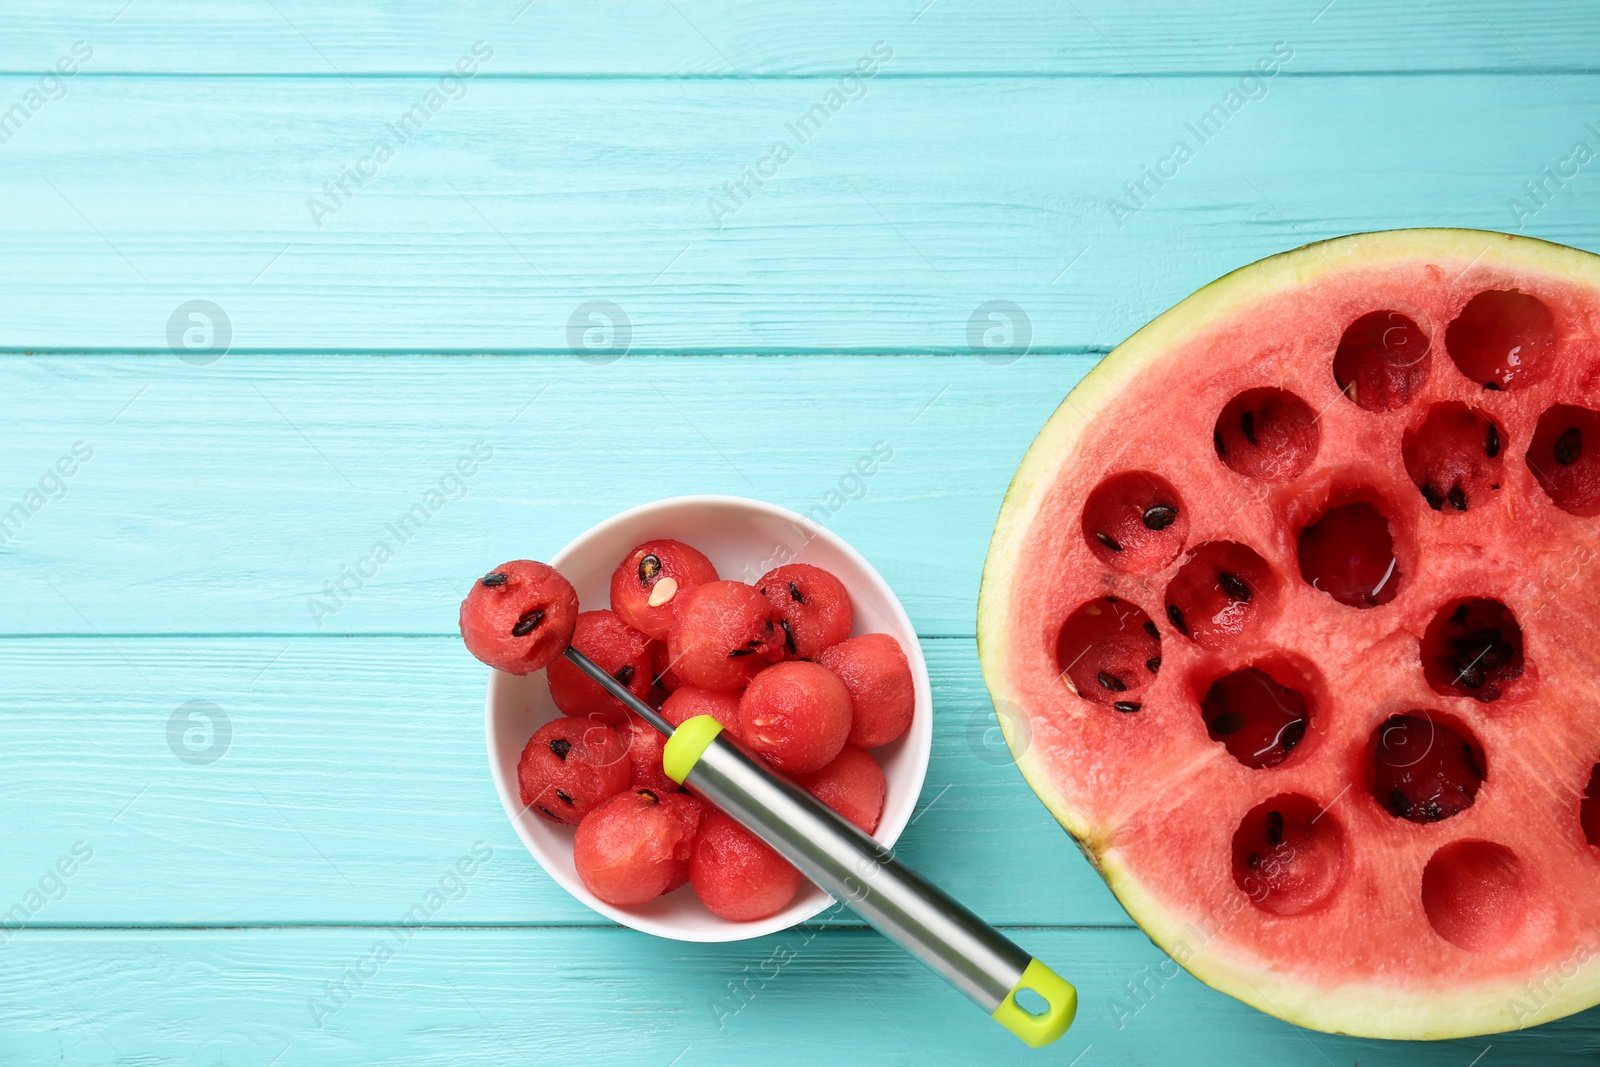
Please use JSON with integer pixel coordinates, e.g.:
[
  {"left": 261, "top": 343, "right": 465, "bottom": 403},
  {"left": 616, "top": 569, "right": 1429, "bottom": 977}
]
[{"left": 561, "top": 646, "right": 1077, "bottom": 1048}]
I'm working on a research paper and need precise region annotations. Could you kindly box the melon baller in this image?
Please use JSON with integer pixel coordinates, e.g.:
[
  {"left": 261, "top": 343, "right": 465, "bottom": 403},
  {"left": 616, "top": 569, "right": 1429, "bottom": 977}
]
[{"left": 562, "top": 646, "right": 1077, "bottom": 1048}]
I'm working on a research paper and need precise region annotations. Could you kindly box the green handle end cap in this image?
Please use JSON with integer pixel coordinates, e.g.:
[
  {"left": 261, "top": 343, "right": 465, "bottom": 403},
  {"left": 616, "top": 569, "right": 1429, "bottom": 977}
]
[
  {"left": 662, "top": 714, "right": 723, "bottom": 784},
  {"left": 992, "top": 958, "right": 1077, "bottom": 1048}
]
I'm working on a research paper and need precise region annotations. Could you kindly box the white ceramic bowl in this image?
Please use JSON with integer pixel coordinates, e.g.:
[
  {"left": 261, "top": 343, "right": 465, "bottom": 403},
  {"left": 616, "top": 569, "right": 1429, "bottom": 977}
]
[{"left": 485, "top": 495, "right": 933, "bottom": 942}]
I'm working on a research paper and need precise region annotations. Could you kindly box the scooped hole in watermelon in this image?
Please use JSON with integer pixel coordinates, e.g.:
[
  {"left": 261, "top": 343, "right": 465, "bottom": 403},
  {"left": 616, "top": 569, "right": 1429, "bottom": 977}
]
[
  {"left": 1526, "top": 403, "right": 1600, "bottom": 516},
  {"left": 1421, "top": 597, "right": 1529, "bottom": 704},
  {"left": 1296, "top": 499, "right": 1401, "bottom": 608},
  {"left": 1332, "top": 310, "right": 1431, "bottom": 412},
  {"left": 1080, "top": 470, "right": 1188, "bottom": 573},
  {"left": 1198, "top": 663, "right": 1312, "bottom": 769},
  {"left": 1366, "top": 712, "right": 1486, "bottom": 823},
  {"left": 1231, "top": 794, "right": 1346, "bottom": 916},
  {"left": 1421, "top": 840, "right": 1531, "bottom": 952},
  {"left": 1054, "top": 596, "right": 1161, "bottom": 710},
  {"left": 1444, "top": 289, "right": 1557, "bottom": 392},
  {"left": 1582, "top": 764, "right": 1600, "bottom": 848},
  {"left": 1213, "top": 388, "right": 1320, "bottom": 481},
  {"left": 1163, "top": 541, "right": 1278, "bottom": 649},
  {"left": 1402, "top": 402, "right": 1506, "bottom": 514}
]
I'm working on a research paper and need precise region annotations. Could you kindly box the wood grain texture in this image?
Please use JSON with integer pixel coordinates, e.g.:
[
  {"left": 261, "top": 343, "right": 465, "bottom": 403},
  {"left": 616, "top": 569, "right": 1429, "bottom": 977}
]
[
  {"left": 0, "top": 74, "right": 1597, "bottom": 351},
  {"left": 0, "top": 353, "right": 1094, "bottom": 637},
  {"left": 7, "top": 2, "right": 1600, "bottom": 1057},
  {"left": 2, "top": 0, "right": 1598, "bottom": 75},
  {"left": 0, "top": 636, "right": 1122, "bottom": 927},
  {"left": 2, "top": 927, "right": 1596, "bottom": 1066}
]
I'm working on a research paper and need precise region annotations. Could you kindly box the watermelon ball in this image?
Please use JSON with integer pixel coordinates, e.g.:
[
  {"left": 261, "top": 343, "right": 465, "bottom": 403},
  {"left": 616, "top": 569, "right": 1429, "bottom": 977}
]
[
  {"left": 660, "top": 791, "right": 707, "bottom": 892},
  {"left": 517, "top": 717, "right": 629, "bottom": 826},
  {"left": 458, "top": 560, "right": 579, "bottom": 674},
  {"left": 816, "top": 633, "right": 915, "bottom": 749},
  {"left": 757, "top": 563, "right": 853, "bottom": 659},
  {"left": 574, "top": 787, "right": 695, "bottom": 907},
  {"left": 661, "top": 684, "right": 744, "bottom": 736},
  {"left": 690, "top": 810, "right": 803, "bottom": 921},
  {"left": 610, "top": 539, "right": 720, "bottom": 640},
  {"left": 623, "top": 714, "right": 678, "bottom": 796},
  {"left": 546, "top": 610, "right": 655, "bottom": 721},
  {"left": 737, "top": 661, "right": 852, "bottom": 774},
  {"left": 667, "top": 580, "right": 785, "bottom": 691},
  {"left": 796, "top": 746, "right": 886, "bottom": 834}
]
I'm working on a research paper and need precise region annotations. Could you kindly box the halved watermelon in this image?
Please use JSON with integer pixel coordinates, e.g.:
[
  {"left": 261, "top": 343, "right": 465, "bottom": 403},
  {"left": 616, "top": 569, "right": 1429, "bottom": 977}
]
[{"left": 978, "top": 229, "right": 1600, "bottom": 1039}]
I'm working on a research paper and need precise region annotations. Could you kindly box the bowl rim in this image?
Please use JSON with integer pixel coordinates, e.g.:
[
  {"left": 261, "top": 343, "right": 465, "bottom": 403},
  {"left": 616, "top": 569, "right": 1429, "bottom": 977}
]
[{"left": 483, "top": 493, "right": 934, "bottom": 942}]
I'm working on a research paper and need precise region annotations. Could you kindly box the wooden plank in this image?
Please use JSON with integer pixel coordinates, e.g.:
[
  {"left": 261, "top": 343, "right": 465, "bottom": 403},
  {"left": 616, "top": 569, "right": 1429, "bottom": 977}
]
[
  {"left": 1, "top": 1, "right": 1596, "bottom": 75},
  {"left": 0, "top": 636, "right": 1125, "bottom": 927},
  {"left": 0, "top": 353, "right": 1090, "bottom": 636},
  {"left": 0, "top": 74, "right": 1596, "bottom": 351},
  {"left": 2, "top": 926, "right": 1594, "bottom": 1065}
]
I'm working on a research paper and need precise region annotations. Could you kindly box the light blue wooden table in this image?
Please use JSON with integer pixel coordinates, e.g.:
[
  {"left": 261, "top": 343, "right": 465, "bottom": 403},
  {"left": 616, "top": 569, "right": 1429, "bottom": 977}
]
[{"left": 4, "top": 3, "right": 1600, "bottom": 1063}]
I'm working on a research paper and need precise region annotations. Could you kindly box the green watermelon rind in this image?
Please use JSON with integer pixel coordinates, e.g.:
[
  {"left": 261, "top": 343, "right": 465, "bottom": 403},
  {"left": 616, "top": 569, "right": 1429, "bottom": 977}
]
[{"left": 976, "top": 228, "right": 1600, "bottom": 1039}]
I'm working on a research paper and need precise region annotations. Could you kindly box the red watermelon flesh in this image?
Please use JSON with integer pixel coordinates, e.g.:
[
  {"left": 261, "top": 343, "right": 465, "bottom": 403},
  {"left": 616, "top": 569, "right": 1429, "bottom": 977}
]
[{"left": 978, "top": 230, "right": 1600, "bottom": 1039}]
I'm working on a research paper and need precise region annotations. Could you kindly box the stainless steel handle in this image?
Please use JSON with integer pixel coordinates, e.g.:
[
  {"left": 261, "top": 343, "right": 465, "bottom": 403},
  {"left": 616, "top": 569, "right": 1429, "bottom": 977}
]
[{"left": 560, "top": 647, "right": 1075, "bottom": 1046}]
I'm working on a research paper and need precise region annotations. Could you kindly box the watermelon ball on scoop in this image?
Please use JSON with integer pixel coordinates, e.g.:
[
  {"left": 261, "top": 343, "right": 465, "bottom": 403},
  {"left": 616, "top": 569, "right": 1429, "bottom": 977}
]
[
  {"left": 517, "top": 717, "right": 629, "bottom": 826},
  {"left": 611, "top": 539, "right": 720, "bottom": 640},
  {"left": 574, "top": 787, "right": 695, "bottom": 907},
  {"left": 737, "top": 661, "right": 852, "bottom": 774},
  {"left": 546, "top": 610, "right": 654, "bottom": 722},
  {"left": 667, "top": 580, "right": 785, "bottom": 691},
  {"left": 662, "top": 683, "right": 744, "bottom": 736},
  {"left": 796, "top": 746, "right": 886, "bottom": 834},
  {"left": 816, "top": 633, "right": 915, "bottom": 749},
  {"left": 757, "top": 563, "right": 853, "bottom": 659},
  {"left": 458, "top": 560, "right": 579, "bottom": 673},
  {"left": 690, "top": 810, "right": 803, "bottom": 921}
]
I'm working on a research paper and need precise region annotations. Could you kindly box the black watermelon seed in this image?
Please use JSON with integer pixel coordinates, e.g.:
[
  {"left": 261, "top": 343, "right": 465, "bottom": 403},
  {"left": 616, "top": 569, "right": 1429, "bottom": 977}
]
[
  {"left": 1463, "top": 744, "right": 1483, "bottom": 778},
  {"left": 614, "top": 664, "right": 635, "bottom": 685},
  {"left": 1447, "top": 485, "right": 1468, "bottom": 511},
  {"left": 1104, "top": 595, "right": 1120, "bottom": 603},
  {"left": 781, "top": 618, "right": 797, "bottom": 655},
  {"left": 1167, "top": 603, "right": 1188, "bottom": 635},
  {"left": 1239, "top": 410, "right": 1257, "bottom": 445},
  {"left": 1214, "top": 428, "right": 1228, "bottom": 456},
  {"left": 1450, "top": 604, "right": 1469, "bottom": 625},
  {"left": 1555, "top": 427, "right": 1583, "bottom": 466},
  {"left": 637, "top": 788, "right": 659, "bottom": 803},
  {"left": 511, "top": 609, "right": 545, "bottom": 637},
  {"left": 548, "top": 738, "right": 572, "bottom": 760},
  {"left": 536, "top": 805, "right": 559, "bottom": 821},
  {"left": 556, "top": 790, "right": 574, "bottom": 806},
  {"left": 1280, "top": 720, "right": 1306, "bottom": 752},
  {"left": 638, "top": 554, "right": 662, "bottom": 584},
  {"left": 479, "top": 572, "right": 508, "bottom": 587},
  {"left": 1210, "top": 712, "right": 1244, "bottom": 736},
  {"left": 1113, "top": 701, "right": 1142, "bottom": 713},
  {"left": 1094, "top": 530, "right": 1123, "bottom": 552},
  {"left": 1218, "top": 572, "right": 1251, "bottom": 603},
  {"left": 789, "top": 581, "right": 806, "bottom": 604},
  {"left": 1458, "top": 665, "right": 1485, "bottom": 689},
  {"left": 1389, "top": 789, "right": 1411, "bottom": 817},
  {"left": 1485, "top": 422, "right": 1501, "bottom": 458},
  {"left": 1146, "top": 656, "right": 1162, "bottom": 674},
  {"left": 728, "top": 648, "right": 754, "bottom": 658},
  {"left": 1143, "top": 620, "right": 1160, "bottom": 640},
  {"left": 1096, "top": 670, "right": 1128, "bottom": 692},
  {"left": 1484, "top": 380, "right": 1502, "bottom": 391},
  {"left": 1264, "top": 810, "right": 1284, "bottom": 847},
  {"left": 1420, "top": 483, "right": 1444, "bottom": 511},
  {"left": 1142, "top": 505, "right": 1179, "bottom": 531}
]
